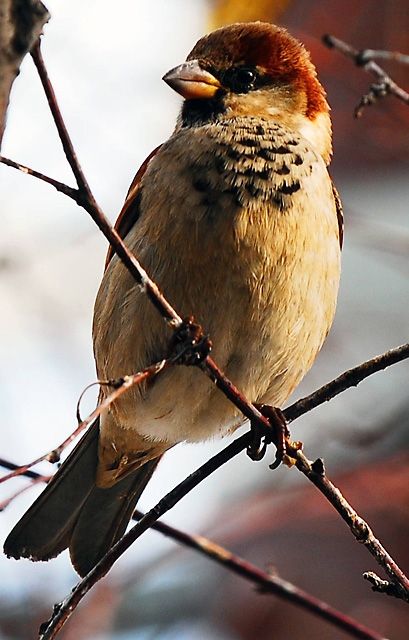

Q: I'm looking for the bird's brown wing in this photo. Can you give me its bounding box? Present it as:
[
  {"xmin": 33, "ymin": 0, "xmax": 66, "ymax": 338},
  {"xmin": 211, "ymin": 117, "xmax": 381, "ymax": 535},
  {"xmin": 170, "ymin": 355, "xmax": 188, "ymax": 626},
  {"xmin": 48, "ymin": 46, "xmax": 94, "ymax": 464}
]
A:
[
  {"xmin": 331, "ymin": 178, "xmax": 344, "ymax": 250},
  {"xmin": 105, "ymin": 144, "xmax": 163, "ymax": 268}
]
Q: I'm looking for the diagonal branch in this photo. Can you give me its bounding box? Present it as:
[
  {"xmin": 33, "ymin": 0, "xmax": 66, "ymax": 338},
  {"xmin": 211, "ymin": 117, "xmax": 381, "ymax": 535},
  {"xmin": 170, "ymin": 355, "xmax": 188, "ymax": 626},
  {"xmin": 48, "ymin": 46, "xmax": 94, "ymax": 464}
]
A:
[
  {"xmin": 0, "ymin": 359, "xmax": 169, "ymax": 483},
  {"xmin": 36, "ymin": 433, "xmax": 409, "ymax": 638},
  {"xmin": 3, "ymin": 341, "xmax": 408, "ymax": 485},
  {"xmin": 132, "ymin": 510, "xmax": 389, "ymax": 640},
  {"xmin": 0, "ymin": 460, "xmax": 388, "ymax": 640},
  {"xmin": 295, "ymin": 454, "xmax": 409, "ymax": 602},
  {"xmin": 29, "ymin": 41, "xmax": 182, "ymax": 325},
  {"xmin": 285, "ymin": 343, "xmax": 409, "ymax": 422},
  {"xmin": 30, "ymin": 40, "xmax": 94, "ymax": 195},
  {"xmin": 0, "ymin": 475, "xmax": 50, "ymax": 511},
  {"xmin": 0, "ymin": 155, "xmax": 77, "ymax": 197}
]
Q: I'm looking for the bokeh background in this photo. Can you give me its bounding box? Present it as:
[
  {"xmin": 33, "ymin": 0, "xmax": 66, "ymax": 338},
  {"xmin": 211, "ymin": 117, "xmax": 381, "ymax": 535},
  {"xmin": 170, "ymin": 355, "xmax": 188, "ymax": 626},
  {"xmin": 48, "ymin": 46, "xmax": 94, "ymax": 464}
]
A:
[{"xmin": 1, "ymin": 1, "xmax": 408, "ymax": 638}]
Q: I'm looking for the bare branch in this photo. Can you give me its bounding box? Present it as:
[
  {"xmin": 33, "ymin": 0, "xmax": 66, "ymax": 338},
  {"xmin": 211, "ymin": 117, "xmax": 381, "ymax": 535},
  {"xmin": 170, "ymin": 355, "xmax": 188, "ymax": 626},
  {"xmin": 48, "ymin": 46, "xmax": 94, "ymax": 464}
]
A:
[
  {"xmin": 28, "ymin": 41, "xmax": 183, "ymax": 326},
  {"xmin": 0, "ymin": 475, "xmax": 50, "ymax": 511},
  {"xmin": 2, "ymin": 340, "xmax": 407, "ymax": 485},
  {"xmin": 285, "ymin": 343, "xmax": 409, "ymax": 422},
  {"xmin": 0, "ymin": 457, "xmax": 45, "ymax": 479},
  {"xmin": 295, "ymin": 454, "xmax": 409, "ymax": 603},
  {"xmin": 323, "ymin": 34, "xmax": 409, "ymax": 116},
  {"xmin": 36, "ymin": 433, "xmax": 249, "ymax": 638},
  {"xmin": 0, "ymin": 360, "xmax": 169, "ymax": 483},
  {"xmin": 364, "ymin": 571, "xmax": 404, "ymax": 599},
  {"xmin": 355, "ymin": 50, "xmax": 409, "ymax": 66},
  {"xmin": 0, "ymin": 459, "xmax": 388, "ymax": 640},
  {"xmin": 0, "ymin": 155, "xmax": 78, "ymax": 197},
  {"xmin": 37, "ymin": 432, "xmax": 409, "ymax": 637},
  {"xmin": 134, "ymin": 510, "xmax": 389, "ymax": 640},
  {"xmin": 30, "ymin": 40, "xmax": 93, "ymax": 194}
]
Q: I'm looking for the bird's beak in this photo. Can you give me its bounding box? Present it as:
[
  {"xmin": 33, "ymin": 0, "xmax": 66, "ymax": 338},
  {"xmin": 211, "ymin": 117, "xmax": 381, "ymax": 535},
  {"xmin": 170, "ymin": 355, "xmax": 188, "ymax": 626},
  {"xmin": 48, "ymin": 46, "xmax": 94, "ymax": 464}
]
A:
[{"xmin": 163, "ymin": 59, "xmax": 222, "ymax": 100}]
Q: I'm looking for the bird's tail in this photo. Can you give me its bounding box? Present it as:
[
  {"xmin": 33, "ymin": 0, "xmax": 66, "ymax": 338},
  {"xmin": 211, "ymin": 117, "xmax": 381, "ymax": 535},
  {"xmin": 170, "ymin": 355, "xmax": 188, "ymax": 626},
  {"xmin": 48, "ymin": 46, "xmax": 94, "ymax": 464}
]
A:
[{"xmin": 4, "ymin": 419, "xmax": 160, "ymax": 577}]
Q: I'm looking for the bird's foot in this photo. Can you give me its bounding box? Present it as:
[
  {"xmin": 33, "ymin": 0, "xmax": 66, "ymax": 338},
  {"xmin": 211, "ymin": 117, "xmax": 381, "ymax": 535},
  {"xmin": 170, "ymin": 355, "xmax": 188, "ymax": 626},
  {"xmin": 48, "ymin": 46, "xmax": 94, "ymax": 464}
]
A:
[
  {"xmin": 247, "ymin": 404, "xmax": 293, "ymax": 469},
  {"xmin": 168, "ymin": 316, "xmax": 212, "ymax": 366}
]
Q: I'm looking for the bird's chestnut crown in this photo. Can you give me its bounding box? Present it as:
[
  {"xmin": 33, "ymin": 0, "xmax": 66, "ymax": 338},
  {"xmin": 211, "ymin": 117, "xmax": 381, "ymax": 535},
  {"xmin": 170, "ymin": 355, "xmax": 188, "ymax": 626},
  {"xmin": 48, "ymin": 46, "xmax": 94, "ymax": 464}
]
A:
[{"xmin": 163, "ymin": 22, "xmax": 328, "ymax": 120}]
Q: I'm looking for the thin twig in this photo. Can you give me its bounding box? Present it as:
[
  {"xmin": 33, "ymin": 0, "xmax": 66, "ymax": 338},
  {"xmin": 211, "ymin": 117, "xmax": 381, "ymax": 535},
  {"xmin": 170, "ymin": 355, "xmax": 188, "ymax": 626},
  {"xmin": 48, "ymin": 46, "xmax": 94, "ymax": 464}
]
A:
[
  {"xmin": 0, "ymin": 156, "xmax": 78, "ymax": 198},
  {"xmin": 132, "ymin": 510, "xmax": 389, "ymax": 640},
  {"xmin": 323, "ymin": 34, "xmax": 409, "ymax": 116},
  {"xmin": 355, "ymin": 49, "xmax": 409, "ymax": 66},
  {"xmin": 295, "ymin": 454, "xmax": 409, "ymax": 602},
  {"xmin": 0, "ymin": 460, "xmax": 388, "ymax": 640},
  {"xmin": 285, "ymin": 343, "xmax": 409, "ymax": 422},
  {"xmin": 0, "ymin": 475, "xmax": 51, "ymax": 511},
  {"xmin": 29, "ymin": 40, "xmax": 183, "ymax": 325},
  {"xmin": 3, "ymin": 340, "xmax": 408, "ymax": 486},
  {"xmin": 30, "ymin": 41, "xmax": 94, "ymax": 195},
  {"xmin": 37, "ymin": 431, "xmax": 408, "ymax": 638},
  {"xmin": 0, "ymin": 458, "xmax": 45, "ymax": 480},
  {"xmin": 0, "ymin": 360, "xmax": 169, "ymax": 483}
]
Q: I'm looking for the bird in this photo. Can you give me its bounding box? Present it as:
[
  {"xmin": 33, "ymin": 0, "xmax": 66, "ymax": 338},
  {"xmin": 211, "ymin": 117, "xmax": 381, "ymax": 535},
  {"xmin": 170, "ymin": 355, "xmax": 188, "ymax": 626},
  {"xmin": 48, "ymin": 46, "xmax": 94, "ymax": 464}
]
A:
[{"xmin": 4, "ymin": 22, "xmax": 342, "ymax": 577}]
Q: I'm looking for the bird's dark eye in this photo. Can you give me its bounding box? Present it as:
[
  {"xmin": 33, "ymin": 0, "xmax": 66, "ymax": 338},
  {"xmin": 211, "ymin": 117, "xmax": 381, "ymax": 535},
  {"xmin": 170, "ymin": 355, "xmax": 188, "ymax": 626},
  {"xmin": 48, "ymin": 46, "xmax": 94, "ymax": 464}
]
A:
[
  {"xmin": 235, "ymin": 68, "xmax": 256, "ymax": 88},
  {"xmin": 223, "ymin": 66, "xmax": 258, "ymax": 93}
]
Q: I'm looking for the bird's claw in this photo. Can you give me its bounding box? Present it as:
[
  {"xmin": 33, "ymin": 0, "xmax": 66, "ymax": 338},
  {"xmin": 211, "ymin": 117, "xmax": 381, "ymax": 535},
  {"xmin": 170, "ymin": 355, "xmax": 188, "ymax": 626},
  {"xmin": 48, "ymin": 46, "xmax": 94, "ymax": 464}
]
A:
[
  {"xmin": 247, "ymin": 431, "xmax": 269, "ymax": 461},
  {"xmin": 247, "ymin": 404, "xmax": 290, "ymax": 468}
]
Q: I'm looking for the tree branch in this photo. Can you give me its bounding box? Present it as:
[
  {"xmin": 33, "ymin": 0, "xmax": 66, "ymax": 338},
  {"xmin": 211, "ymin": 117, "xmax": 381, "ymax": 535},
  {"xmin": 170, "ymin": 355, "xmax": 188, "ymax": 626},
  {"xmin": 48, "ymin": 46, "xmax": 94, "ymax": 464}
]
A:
[
  {"xmin": 0, "ymin": 459, "xmax": 388, "ymax": 640},
  {"xmin": 36, "ymin": 429, "xmax": 409, "ymax": 638},
  {"xmin": 132, "ymin": 510, "xmax": 389, "ymax": 640},
  {"xmin": 0, "ymin": 359, "xmax": 169, "ymax": 483},
  {"xmin": 0, "ymin": 0, "xmax": 49, "ymax": 143},
  {"xmin": 285, "ymin": 343, "xmax": 409, "ymax": 422},
  {"xmin": 295, "ymin": 454, "xmax": 409, "ymax": 602},
  {"xmin": 323, "ymin": 34, "xmax": 409, "ymax": 116}
]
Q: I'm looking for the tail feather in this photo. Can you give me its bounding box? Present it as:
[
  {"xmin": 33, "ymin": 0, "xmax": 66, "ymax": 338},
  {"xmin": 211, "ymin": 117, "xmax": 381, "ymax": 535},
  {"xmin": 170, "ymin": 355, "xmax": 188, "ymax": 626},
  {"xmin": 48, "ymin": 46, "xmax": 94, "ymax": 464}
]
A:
[
  {"xmin": 4, "ymin": 419, "xmax": 100, "ymax": 561},
  {"xmin": 4, "ymin": 418, "xmax": 161, "ymax": 577},
  {"xmin": 69, "ymin": 456, "xmax": 159, "ymax": 577}
]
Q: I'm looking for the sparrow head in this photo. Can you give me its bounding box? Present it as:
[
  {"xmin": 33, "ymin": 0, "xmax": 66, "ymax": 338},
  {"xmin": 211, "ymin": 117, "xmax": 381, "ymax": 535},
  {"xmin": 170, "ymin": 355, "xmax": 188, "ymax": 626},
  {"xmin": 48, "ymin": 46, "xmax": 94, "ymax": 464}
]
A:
[{"xmin": 163, "ymin": 22, "xmax": 332, "ymax": 162}]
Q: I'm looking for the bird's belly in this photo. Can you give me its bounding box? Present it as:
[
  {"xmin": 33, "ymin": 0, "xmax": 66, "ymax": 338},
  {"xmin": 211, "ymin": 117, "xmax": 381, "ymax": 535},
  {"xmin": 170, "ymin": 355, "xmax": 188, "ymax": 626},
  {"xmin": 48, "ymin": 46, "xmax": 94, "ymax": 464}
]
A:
[{"xmin": 99, "ymin": 230, "xmax": 340, "ymax": 445}]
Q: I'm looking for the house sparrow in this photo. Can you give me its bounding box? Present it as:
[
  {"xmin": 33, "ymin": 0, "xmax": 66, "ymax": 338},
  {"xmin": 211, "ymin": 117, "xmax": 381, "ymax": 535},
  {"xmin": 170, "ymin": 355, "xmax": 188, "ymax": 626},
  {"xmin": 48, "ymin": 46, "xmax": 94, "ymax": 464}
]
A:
[{"xmin": 4, "ymin": 22, "xmax": 342, "ymax": 577}]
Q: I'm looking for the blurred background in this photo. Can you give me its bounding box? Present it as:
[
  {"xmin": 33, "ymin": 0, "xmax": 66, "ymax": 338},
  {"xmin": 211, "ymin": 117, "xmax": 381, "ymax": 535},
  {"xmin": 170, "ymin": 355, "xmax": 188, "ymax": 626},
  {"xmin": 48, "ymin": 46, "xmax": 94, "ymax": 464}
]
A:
[{"xmin": 0, "ymin": 0, "xmax": 408, "ymax": 638}]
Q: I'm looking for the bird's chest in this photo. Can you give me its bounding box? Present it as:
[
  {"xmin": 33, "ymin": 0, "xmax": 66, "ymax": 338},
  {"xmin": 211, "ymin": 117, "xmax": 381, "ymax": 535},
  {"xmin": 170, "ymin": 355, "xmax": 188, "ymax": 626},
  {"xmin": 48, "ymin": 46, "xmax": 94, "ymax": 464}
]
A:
[
  {"xmin": 137, "ymin": 122, "xmax": 335, "ymax": 329},
  {"xmin": 141, "ymin": 122, "xmax": 316, "ymax": 268}
]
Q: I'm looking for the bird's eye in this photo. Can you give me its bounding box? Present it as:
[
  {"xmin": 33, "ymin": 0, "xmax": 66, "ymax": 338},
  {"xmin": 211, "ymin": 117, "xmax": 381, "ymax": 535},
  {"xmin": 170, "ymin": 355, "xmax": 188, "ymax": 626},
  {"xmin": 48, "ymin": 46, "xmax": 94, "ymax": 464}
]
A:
[
  {"xmin": 221, "ymin": 66, "xmax": 259, "ymax": 93},
  {"xmin": 235, "ymin": 68, "xmax": 256, "ymax": 88}
]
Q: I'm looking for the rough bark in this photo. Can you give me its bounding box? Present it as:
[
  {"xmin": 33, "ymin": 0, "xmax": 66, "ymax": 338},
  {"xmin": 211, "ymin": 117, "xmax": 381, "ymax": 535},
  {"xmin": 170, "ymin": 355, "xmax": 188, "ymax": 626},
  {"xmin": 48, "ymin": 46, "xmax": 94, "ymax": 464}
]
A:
[{"xmin": 0, "ymin": 0, "xmax": 49, "ymax": 144}]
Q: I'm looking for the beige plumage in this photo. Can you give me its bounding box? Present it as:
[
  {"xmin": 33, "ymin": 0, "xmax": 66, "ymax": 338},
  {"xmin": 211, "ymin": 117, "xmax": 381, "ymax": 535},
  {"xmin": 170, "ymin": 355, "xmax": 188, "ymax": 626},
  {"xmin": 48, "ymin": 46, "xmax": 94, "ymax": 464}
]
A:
[{"xmin": 4, "ymin": 22, "xmax": 342, "ymax": 577}]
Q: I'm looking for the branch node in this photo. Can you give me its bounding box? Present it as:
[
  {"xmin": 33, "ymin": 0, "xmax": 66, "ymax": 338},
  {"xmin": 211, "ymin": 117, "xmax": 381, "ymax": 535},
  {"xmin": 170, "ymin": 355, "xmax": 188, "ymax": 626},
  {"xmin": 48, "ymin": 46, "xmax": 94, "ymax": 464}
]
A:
[
  {"xmin": 363, "ymin": 571, "xmax": 406, "ymax": 599},
  {"xmin": 39, "ymin": 601, "xmax": 63, "ymax": 636},
  {"xmin": 351, "ymin": 517, "xmax": 371, "ymax": 543},
  {"xmin": 355, "ymin": 49, "xmax": 369, "ymax": 66},
  {"xmin": 110, "ymin": 377, "xmax": 126, "ymax": 389},
  {"xmin": 45, "ymin": 450, "xmax": 60, "ymax": 464},
  {"xmin": 167, "ymin": 315, "xmax": 212, "ymax": 366},
  {"xmin": 311, "ymin": 457, "xmax": 326, "ymax": 475}
]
